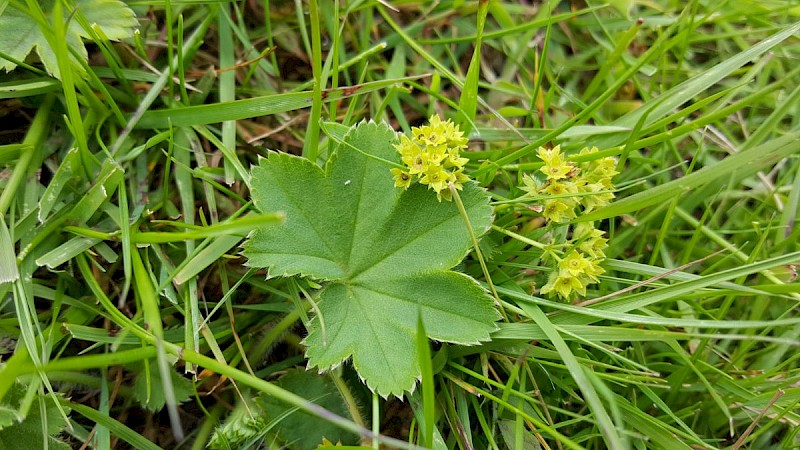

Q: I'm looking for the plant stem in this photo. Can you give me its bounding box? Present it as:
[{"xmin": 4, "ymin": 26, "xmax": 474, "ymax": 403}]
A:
[
  {"xmin": 450, "ymin": 183, "xmax": 507, "ymax": 320},
  {"xmin": 303, "ymin": 0, "xmax": 323, "ymax": 161}
]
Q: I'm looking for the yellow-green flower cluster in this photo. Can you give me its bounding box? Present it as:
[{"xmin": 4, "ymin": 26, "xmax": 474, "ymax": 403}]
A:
[
  {"xmin": 540, "ymin": 224, "xmax": 608, "ymax": 299},
  {"xmin": 521, "ymin": 145, "xmax": 618, "ymax": 300},
  {"xmin": 576, "ymin": 147, "xmax": 617, "ymax": 212},
  {"xmin": 391, "ymin": 115, "xmax": 470, "ymax": 201},
  {"xmin": 522, "ymin": 145, "xmax": 618, "ymax": 222}
]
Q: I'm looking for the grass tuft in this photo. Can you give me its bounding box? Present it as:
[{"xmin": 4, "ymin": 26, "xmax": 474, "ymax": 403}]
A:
[{"xmin": 0, "ymin": 2, "xmax": 798, "ymax": 449}]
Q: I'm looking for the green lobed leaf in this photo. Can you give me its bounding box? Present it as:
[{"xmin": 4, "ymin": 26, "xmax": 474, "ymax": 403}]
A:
[
  {"xmin": 0, "ymin": 0, "xmax": 137, "ymax": 78},
  {"xmin": 208, "ymin": 400, "xmax": 268, "ymax": 450},
  {"xmin": 243, "ymin": 121, "xmax": 499, "ymax": 396},
  {"xmin": 498, "ymin": 419, "xmax": 542, "ymax": 450},
  {"xmin": 258, "ymin": 369, "xmax": 359, "ymax": 448},
  {"xmin": 0, "ymin": 384, "xmax": 71, "ymax": 450},
  {"xmin": 132, "ymin": 360, "xmax": 194, "ymax": 412}
]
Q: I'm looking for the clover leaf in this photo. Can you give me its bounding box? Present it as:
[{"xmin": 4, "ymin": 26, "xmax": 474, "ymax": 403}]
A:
[
  {"xmin": 243, "ymin": 121, "xmax": 499, "ymax": 396},
  {"xmin": 0, "ymin": 0, "xmax": 137, "ymax": 78}
]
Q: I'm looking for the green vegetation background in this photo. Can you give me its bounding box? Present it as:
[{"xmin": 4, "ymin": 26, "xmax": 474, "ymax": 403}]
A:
[{"xmin": 0, "ymin": 1, "xmax": 798, "ymax": 449}]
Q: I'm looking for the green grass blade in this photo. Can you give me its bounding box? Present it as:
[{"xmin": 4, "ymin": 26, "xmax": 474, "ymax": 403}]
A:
[
  {"xmin": 131, "ymin": 248, "xmax": 184, "ymax": 440},
  {"xmin": 455, "ymin": 0, "xmax": 489, "ymax": 135},
  {"xmin": 592, "ymin": 20, "xmax": 800, "ymax": 150},
  {"xmin": 0, "ymin": 216, "xmax": 18, "ymax": 283},
  {"xmin": 131, "ymin": 213, "xmax": 283, "ymax": 243},
  {"xmin": 218, "ymin": 6, "xmax": 236, "ymax": 185},
  {"xmin": 302, "ymin": 0, "xmax": 323, "ymax": 161},
  {"xmin": 0, "ymin": 76, "xmax": 60, "ymax": 98},
  {"xmin": 173, "ymin": 235, "xmax": 242, "ymax": 285},
  {"xmin": 517, "ymin": 303, "xmax": 628, "ymax": 450},
  {"xmin": 65, "ymin": 401, "xmax": 163, "ymax": 450},
  {"xmin": 578, "ymin": 132, "xmax": 800, "ymax": 222},
  {"xmin": 416, "ymin": 313, "xmax": 435, "ymax": 448},
  {"xmin": 135, "ymin": 76, "xmax": 422, "ymax": 129}
]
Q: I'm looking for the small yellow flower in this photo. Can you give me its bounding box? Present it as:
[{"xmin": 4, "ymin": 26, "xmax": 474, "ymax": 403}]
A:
[
  {"xmin": 544, "ymin": 179, "xmax": 581, "ymax": 197},
  {"xmin": 448, "ymin": 168, "xmax": 470, "ymax": 187},
  {"xmin": 574, "ymin": 223, "xmax": 609, "ymax": 259},
  {"xmin": 405, "ymin": 151, "xmax": 430, "ymax": 175},
  {"xmin": 395, "ymin": 134, "xmax": 419, "ymax": 159},
  {"xmin": 540, "ymin": 162, "xmax": 573, "ymax": 181},
  {"xmin": 426, "ymin": 144, "xmax": 449, "ymax": 166},
  {"xmin": 420, "ymin": 166, "xmax": 449, "ymax": 193},
  {"xmin": 391, "ymin": 168, "xmax": 412, "ymax": 189},
  {"xmin": 536, "ymin": 145, "xmax": 565, "ymax": 166},
  {"xmin": 542, "ymin": 199, "xmax": 577, "ymax": 223},
  {"xmin": 444, "ymin": 149, "xmax": 469, "ymax": 169},
  {"xmin": 559, "ymin": 251, "xmax": 591, "ymax": 277},
  {"xmin": 583, "ymin": 259, "xmax": 605, "ymax": 282},
  {"xmin": 540, "ymin": 270, "xmax": 588, "ymax": 299},
  {"xmin": 413, "ymin": 117, "xmax": 447, "ymax": 148},
  {"xmin": 537, "ymin": 145, "xmax": 575, "ymax": 181}
]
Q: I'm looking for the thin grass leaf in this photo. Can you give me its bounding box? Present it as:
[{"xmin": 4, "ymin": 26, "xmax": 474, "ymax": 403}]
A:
[
  {"xmin": 132, "ymin": 213, "xmax": 283, "ymax": 243},
  {"xmin": 0, "ymin": 216, "xmax": 18, "ymax": 283},
  {"xmin": 172, "ymin": 235, "xmax": 242, "ymax": 285},
  {"xmin": 65, "ymin": 401, "xmax": 162, "ymax": 450},
  {"xmin": 591, "ymin": 20, "xmax": 800, "ymax": 150},
  {"xmin": 135, "ymin": 76, "xmax": 424, "ymax": 129},
  {"xmin": 34, "ymin": 237, "xmax": 101, "ymax": 269},
  {"xmin": 0, "ymin": 77, "xmax": 60, "ymax": 99},
  {"xmin": 578, "ymin": 132, "xmax": 800, "ymax": 222},
  {"xmin": 517, "ymin": 303, "xmax": 628, "ymax": 450},
  {"xmin": 217, "ymin": 6, "xmax": 236, "ymax": 185},
  {"xmin": 130, "ymin": 248, "xmax": 183, "ymax": 440},
  {"xmin": 416, "ymin": 313, "xmax": 435, "ymax": 448},
  {"xmin": 38, "ymin": 148, "xmax": 80, "ymax": 221},
  {"xmin": 455, "ymin": 0, "xmax": 488, "ymax": 135}
]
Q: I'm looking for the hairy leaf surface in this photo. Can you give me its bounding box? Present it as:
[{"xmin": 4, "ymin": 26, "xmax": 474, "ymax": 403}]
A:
[{"xmin": 0, "ymin": 384, "xmax": 70, "ymax": 450}]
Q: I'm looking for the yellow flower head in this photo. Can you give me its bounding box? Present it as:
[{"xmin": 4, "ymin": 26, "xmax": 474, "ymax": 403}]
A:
[
  {"xmin": 391, "ymin": 114, "xmax": 471, "ymax": 201},
  {"xmin": 537, "ymin": 146, "xmax": 574, "ymax": 181},
  {"xmin": 526, "ymin": 146, "xmax": 618, "ymax": 302},
  {"xmin": 540, "ymin": 270, "xmax": 588, "ymax": 299},
  {"xmin": 391, "ymin": 168, "xmax": 412, "ymax": 189},
  {"xmin": 542, "ymin": 199, "xmax": 577, "ymax": 223},
  {"xmin": 559, "ymin": 251, "xmax": 591, "ymax": 277},
  {"xmin": 419, "ymin": 166, "xmax": 450, "ymax": 193},
  {"xmin": 536, "ymin": 145, "xmax": 564, "ymax": 166}
]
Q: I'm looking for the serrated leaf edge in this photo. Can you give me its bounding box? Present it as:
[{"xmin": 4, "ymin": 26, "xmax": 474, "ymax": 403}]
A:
[{"xmin": 246, "ymin": 120, "xmax": 498, "ymax": 397}]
